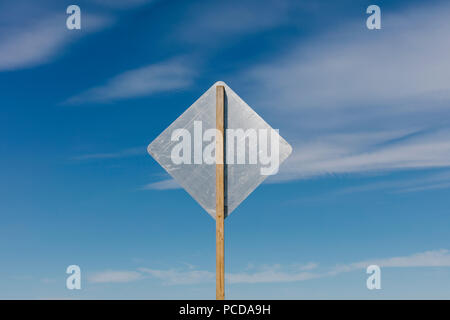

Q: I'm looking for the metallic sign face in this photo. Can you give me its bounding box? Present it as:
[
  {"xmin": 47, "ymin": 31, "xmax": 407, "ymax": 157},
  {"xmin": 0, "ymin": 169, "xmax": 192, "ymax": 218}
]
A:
[{"xmin": 148, "ymin": 81, "xmax": 292, "ymax": 219}]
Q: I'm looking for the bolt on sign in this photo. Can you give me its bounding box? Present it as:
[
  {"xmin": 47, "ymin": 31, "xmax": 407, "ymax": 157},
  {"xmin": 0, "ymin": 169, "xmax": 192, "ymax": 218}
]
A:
[{"xmin": 147, "ymin": 81, "xmax": 292, "ymax": 299}]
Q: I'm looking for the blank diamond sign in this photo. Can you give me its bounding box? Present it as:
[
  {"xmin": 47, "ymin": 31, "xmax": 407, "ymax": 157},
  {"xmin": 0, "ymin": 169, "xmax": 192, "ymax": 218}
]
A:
[{"xmin": 147, "ymin": 81, "xmax": 292, "ymax": 299}]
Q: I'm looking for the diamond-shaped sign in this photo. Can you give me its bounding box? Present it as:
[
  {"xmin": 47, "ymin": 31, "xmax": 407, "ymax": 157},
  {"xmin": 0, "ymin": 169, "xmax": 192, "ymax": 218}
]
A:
[{"xmin": 147, "ymin": 81, "xmax": 292, "ymax": 219}]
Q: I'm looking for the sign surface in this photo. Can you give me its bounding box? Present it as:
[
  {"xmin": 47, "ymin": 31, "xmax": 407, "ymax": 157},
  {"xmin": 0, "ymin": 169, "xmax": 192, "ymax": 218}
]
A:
[{"xmin": 147, "ymin": 81, "xmax": 292, "ymax": 219}]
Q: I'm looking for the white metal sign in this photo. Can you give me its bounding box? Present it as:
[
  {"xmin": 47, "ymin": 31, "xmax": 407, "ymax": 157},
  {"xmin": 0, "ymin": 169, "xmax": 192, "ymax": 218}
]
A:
[{"xmin": 147, "ymin": 81, "xmax": 292, "ymax": 219}]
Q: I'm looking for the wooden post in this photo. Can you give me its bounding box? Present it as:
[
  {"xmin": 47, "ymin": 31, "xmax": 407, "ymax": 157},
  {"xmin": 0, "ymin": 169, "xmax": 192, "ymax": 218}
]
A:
[{"xmin": 216, "ymin": 85, "xmax": 225, "ymax": 300}]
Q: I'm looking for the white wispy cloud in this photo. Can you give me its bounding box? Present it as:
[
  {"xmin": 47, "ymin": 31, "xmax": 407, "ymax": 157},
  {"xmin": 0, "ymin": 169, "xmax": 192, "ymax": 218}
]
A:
[
  {"xmin": 246, "ymin": 2, "xmax": 450, "ymax": 111},
  {"xmin": 141, "ymin": 178, "xmax": 181, "ymax": 190},
  {"xmin": 241, "ymin": 2, "xmax": 450, "ymax": 182},
  {"xmin": 273, "ymin": 129, "xmax": 450, "ymax": 182},
  {"xmin": 89, "ymin": 249, "xmax": 450, "ymax": 285},
  {"xmin": 139, "ymin": 268, "xmax": 215, "ymax": 285},
  {"xmin": 358, "ymin": 249, "xmax": 450, "ymax": 268},
  {"xmin": 332, "ymin": 249, "xmax": 450, "ymax": 275},
  {"xmin": 400, "ymin": 182, "xmax": 450, "ymax": 193},
  {"xmin": 139, "ymin": 262, "xmax": 322, "ymax": 285},
  {"xmin": 177, "ymin": 0, "xmax": 292, "ymax": 44},
  {"xmin": 226, "ymin": 268, "xmax": 320, "ymax": 284},
  {"xmin": 89, "ymin": 270, "xmax": 142, "ymax": 283},
  {"xmin": 72, "ymin": 146, "xmax": 145, "ymax": 161},
  {"xmin": 66, "ymin": 58, "xmax": 194, "ymax": 104},
  {"xmin": 338, "ymin": 170, "xmax": 450, "ymax": 194},
  {"xmin": 0, "ymin": 4, "xmax": 111, "ymax": 71},
  {"xmin": 92, "ymin": 0, "xmax": 156, "ymax": 9}
]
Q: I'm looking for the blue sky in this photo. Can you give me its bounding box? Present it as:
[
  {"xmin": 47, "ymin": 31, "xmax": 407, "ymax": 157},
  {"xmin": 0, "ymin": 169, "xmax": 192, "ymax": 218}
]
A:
[{"xmin": 1, "ymin": 0, "xmax": 450, "ymax": 299}]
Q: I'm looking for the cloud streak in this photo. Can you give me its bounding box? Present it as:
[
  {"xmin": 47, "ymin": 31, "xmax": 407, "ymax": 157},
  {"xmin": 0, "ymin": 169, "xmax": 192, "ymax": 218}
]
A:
[
  {"xmin": 89, "ymin": 249, "xmax": 450, "ymax": 285},
  {"xmin": 274, "ymin": 129, "xmax": 450, "ymax": 182},
  {"xmin": 177, "ymin": 0, "xmax": 292, "ymax": 44},
  {"xmin": 338, "ymin": 170, "xmax": 450, "ymax": 195},
  {"xmin": 72, "ymin": 146, "xmax": 145, "ymax": 161},
  {"xmin": 332, "ymin": 249, "xmax": 450, "ymax": 275},
  {"xmin": 139, "ymin": 268, "xmax": 215, "ymax": 285},
  {"xmin": 0, "ymin": 4, "xmax": 111, "ymax": 71},
  {"xmin": 141, "ymin": 178, "xmax": 181, "ymax": 190},
  {"xmin": 246, "ymin": 2, "xmax": 450, "ymax": 111},
  {"xmin": 242, "ymin": 2, "xmax": 450, "ymax": 183},
  {"xmin": 66, "ymin": 58, "xmax": 194, "ymax": 104},
  {"xmin": 89, "ymin": 270, "xmax": 142, "ymax": 283},
  {"xmin": 92, "ymin": 0, "xmax": 156, "ymax": 9}
]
